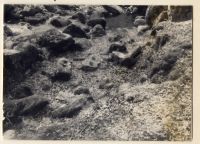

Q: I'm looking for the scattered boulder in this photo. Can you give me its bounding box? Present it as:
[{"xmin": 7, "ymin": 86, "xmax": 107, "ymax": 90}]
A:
[
  {"xmin": 108, "ymin": 42, "xmax": 127, "ymax": 53},
  {"xmin": 50, "ymin": 16, "xmax": 71, "ymax": 28},
  {"xmin": 134, "ymin": 18, "xmax": 146, "ymax": 27},
  {"xmin": 109, "ymin": 46, "xmax": 142, "ymax": 67},
  {"xmin": 63, "ymin": 23, "xmax": 88, "ymax": 38},
  {"xmin": 38, "ymin": 29, "xmax": 75, "ymax": 54},
  {"xmin": 20, "ymin": 5, "xmax": 43, "ymax": 17},
  {"xmin": 50, "ymin": 58, "xmax": 72, "ymax": 82},
  {"xmin": 4, "ymin": 95, "xmax": 49, "ymax": 117},
  {"xmin": 74, "ymin": 86, "xmax": 90, "ymax": 95},
  {"xmin": 52, "ymin": 96, "xmax": 94, "ymax": 118},
  {"xmin": 91, "ymin": 24, "xmax": 106, "ymax": 37},
  {"xmin": 81, "ymin": 56, "xmax": 100, "ymax": 71},
  {"xmin": 103, "ymin": 5, "xmax": 124, "ymax": 16},
  {"xmin": 87, "ymin": 18, "xmax": 106, "ymax": 29},
  {"xmin": 71, "ymin": 12, "xmax": 86, "ymax": 24},
  {"xmin": 24, "ymin": 13, "xmax": 49, "ymax": 25}
]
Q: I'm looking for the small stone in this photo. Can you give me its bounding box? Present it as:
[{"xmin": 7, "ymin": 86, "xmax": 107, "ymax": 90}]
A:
[
  {"xmin": 74, "ymin": 86, "xmax": 90, "ymax": 95},
  {"xmin": 108, "ymin": 42, "xmax": 127, "ymax": 53}
]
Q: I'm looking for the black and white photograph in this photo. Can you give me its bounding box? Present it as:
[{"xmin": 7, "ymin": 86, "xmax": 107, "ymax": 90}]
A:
[{"xmin": 2, "ymin": 3, "xmax": 193, "ymax": 141}]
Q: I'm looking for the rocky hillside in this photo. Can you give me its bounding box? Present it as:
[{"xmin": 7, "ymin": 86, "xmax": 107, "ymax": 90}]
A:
[{"xmin": 3, "ymin": 5, "xmax": 192, "ymax": 140}]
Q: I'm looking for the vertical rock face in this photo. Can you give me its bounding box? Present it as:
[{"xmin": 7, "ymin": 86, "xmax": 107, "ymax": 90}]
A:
[{"xmin": 170, "ymin": 6, "xmax": 192, "ymax": 22}]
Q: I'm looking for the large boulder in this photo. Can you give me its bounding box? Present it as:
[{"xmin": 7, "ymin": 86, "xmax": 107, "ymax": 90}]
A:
[
  {"xmin": 50, "ymin": 16, "xmax": 71, "ymax": 28},
  {"xmin": 63, "ymin": 23, "xmax": 88, "ymax": 38},
  {"xmin": 38, "ymin": 29, "xmax": 75, "ymax": 54}
]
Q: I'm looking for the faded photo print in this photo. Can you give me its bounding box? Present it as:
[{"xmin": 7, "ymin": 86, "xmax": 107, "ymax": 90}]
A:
[{"xmin": 3, "ymin": 5, "xmax": 192, "ymax": 140}]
